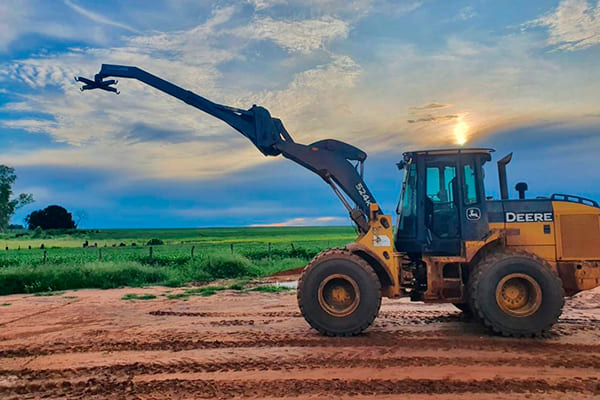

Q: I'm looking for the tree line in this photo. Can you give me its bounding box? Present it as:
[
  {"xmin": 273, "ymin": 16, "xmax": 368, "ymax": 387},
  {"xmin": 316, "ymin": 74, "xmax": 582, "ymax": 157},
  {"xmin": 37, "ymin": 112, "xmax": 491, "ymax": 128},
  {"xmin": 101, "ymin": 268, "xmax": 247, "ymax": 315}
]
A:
[{"xmin": 0, "ymin": 165, "xmax": 76, "ymax": 231}]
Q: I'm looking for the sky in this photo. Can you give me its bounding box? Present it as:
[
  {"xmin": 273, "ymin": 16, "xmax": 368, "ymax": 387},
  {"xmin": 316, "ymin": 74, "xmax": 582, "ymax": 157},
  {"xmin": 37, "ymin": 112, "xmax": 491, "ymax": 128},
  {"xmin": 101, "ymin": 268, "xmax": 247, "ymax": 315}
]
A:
[{"xmin": 0, "ymin": 0, "xmax": 599, "ymax": 228}]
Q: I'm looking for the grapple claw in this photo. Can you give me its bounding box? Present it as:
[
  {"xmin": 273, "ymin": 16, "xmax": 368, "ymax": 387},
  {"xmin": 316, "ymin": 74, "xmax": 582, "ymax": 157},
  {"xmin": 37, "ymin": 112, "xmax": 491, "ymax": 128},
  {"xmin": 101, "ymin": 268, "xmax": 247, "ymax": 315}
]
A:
[{"xmin": 76, "ymin": 75, "xmax": 119, "ymax": 94}]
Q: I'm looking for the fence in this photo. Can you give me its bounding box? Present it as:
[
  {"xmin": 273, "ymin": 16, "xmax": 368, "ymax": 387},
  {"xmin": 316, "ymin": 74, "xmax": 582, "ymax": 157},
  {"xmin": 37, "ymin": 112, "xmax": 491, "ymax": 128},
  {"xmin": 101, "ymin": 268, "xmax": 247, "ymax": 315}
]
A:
[{"xmin": 0, "ymin": 239, "xmax": 345, "ymax": 266}]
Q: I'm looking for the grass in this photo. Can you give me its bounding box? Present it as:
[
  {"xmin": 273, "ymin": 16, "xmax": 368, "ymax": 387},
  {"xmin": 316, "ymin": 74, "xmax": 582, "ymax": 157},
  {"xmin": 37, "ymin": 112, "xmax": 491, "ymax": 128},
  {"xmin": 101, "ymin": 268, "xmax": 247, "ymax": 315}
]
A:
[
  {"xmin": 0, "ymin": 226, "xmax": 355, "ymax": 296},
  {"xmin": 0, "ymin": 257, "xmax": 305, "ymax": 296},
  {"xmin": 122, "ymin": 293, "xmax": 157, "ymax": 301},
  {"xmin": 0, "ymin": 226, "xmax": 354, "ymax": 249},
  {"xmin": 248, "ymin": 285, "xmax": 294, "ymax": 293},
  {"xmin": 166, "ymin": 280, "xmax": 249, "ymax": 300},
  {"xmin": 33, "ymin": 291, "xmax": 66, "ymax": 297}
]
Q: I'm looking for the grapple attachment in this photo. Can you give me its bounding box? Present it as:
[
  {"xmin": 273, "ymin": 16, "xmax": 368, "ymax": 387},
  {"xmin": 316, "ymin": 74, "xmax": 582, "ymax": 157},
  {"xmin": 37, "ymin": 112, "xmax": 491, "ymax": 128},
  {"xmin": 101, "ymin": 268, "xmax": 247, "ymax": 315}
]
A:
[{"xmin": 75, "ymin": 75, "xmax": 119, "ymax": 94}]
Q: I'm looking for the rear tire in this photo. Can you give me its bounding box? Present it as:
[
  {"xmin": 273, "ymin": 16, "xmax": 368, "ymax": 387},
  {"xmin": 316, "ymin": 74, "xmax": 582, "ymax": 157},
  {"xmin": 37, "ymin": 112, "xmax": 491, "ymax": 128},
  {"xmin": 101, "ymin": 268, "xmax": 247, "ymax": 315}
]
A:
[
  {"xmin": 297, "ymin": 249, "xmax": 381, "ymax": 336},
  {"xmin": 468, "ymin": 250, "xmax": 564, "ymax": 337}
]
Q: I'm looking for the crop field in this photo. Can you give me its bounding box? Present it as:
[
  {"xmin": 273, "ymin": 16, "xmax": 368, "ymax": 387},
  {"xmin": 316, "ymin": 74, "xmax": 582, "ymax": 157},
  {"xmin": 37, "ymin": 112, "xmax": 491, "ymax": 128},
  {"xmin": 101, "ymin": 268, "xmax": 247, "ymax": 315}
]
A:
[{"xmin": 0, "ymin": 226, "xmax": 356, "ymax": 295}]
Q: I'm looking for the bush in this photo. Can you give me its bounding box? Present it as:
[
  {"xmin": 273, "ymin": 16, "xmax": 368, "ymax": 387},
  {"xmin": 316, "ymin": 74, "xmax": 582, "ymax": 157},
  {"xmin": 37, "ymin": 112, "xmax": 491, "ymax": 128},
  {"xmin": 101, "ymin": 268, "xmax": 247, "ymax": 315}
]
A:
[
  {"xmin": 200, "ymin": 254, "xmax": 256, "ymax": 279},
  {"xmin": 31, "ymin": 226, "xmax": 45, "ymax": 238},
  {"xmin": 242, "ymin": 246, "xmax": 319, "ymax": 260},
  {"xmin": 0, "ymin": 262, "xmax": 178, "ymax": 295},
  {"xmin": 146, "ymin": 238, "xmax": 164, "ymax": 246}
]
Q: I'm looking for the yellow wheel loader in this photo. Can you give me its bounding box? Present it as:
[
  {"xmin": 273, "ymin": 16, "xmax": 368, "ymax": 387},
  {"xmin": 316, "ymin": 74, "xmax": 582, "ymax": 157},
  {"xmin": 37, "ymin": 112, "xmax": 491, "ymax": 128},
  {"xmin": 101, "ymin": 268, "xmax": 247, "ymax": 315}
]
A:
[{"xmin": 78, "ymin": 65, "xmax": 600, "ymax": 337}]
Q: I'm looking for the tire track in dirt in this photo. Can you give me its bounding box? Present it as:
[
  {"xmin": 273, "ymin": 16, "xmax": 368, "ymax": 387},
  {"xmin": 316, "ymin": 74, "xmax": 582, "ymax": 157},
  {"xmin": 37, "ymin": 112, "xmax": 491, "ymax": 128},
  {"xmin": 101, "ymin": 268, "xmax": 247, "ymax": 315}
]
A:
[
  {"xmin": 148, "ymin": 309, "xmax": 600, "ymax": 327},
  {"xmin": 2, "ymin": 332, "xmax": 600, "ymax": 358},
  {"xmin": 4, "ymin": 353, "xmax": 599, "ymax": 381},
  {"xmin": 149, "ymin": 310, "xmax": 301, "ymax": 318},
  {"xmin": 3, "ymin": 377, "xmax": 598, "ymax": 399},
  {"xmin": 2, "ymin": 288, "xmax": 599, "ymax": 400},
  {"xmin": 148, "ymin": 309, "xmax": 467, "ymax": 322},
  {"xmin": 0, "ymin": 300, "xmax": 80, "ymax": 327}
]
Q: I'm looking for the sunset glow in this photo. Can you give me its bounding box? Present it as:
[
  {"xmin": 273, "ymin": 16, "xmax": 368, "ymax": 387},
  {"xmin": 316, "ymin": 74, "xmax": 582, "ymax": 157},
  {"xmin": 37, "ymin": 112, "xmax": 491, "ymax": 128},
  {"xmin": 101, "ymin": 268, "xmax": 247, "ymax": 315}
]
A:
[{"xmin": 453, "ymin": 121, "xmax": 469, "ymax": 146}]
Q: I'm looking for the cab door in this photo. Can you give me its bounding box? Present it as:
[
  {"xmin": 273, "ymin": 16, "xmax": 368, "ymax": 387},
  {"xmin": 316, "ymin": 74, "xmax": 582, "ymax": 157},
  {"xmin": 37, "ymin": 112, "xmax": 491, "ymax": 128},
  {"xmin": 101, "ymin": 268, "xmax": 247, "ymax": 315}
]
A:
[
  {"xmin": 458, "ymin": 155, "xmax": 489, "ymax": 242},
  {"xmin": 423, "ymin": 160, "xmax": 461, "ymax": 255}
]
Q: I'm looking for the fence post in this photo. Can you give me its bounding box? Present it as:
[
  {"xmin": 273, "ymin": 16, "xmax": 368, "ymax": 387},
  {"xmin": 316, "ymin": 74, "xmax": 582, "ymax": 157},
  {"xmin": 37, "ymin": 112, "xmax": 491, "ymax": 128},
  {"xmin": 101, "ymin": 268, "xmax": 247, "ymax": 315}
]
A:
[
  {"xmin": 230, "ymin": 243, "xmax": 234, "ymax": 254},
  {"xmin": 43, "ymin": 250, "xmax": 47, "ymax": 263},
  {"xmin": 98, "ymin": 248, "xmax": 102, "ymax": 261},
  {"xmin": 268, "ymin": 242, "xmax": 272, "ymax": 260},
  {"xmin": 191, "ymin": 245, "xmax": 195, "ymax": 259},
  {"xmin": 149, "ymin": 246, "xmax": 153, "ymax": 260},
  {"xmin": 290, "ymin": 242, "xmax": 295, "ymax": 251}
]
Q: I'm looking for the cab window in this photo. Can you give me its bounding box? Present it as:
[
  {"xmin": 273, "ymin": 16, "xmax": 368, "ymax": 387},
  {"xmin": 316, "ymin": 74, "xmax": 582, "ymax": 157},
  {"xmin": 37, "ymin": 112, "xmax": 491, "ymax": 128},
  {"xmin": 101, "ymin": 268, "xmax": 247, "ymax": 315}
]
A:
[
  {"xmin": 426, "ymin": 166, "xmax": 456, "ymax": 203},
  {"xmin": 463, "ymin": 163, "xmax": 479, "ymax": 205},
  {"xmin": 397, "ymin": 163, "xmax": 417, "ymax": 238}
]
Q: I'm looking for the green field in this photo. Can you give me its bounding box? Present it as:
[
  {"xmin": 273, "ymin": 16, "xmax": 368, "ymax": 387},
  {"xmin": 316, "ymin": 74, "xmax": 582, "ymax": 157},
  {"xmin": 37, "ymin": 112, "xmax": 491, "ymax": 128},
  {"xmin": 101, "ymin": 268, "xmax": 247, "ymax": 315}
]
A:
[{"xmin": 0, "ymin": 226, "xmax": 356, "ymax": 296}]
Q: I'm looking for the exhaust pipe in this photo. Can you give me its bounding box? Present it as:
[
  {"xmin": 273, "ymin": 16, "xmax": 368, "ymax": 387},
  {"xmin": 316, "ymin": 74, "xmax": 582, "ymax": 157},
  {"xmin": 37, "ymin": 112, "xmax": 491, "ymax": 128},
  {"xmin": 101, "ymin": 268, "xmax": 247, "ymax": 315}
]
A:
[{"xmin": 497, "ymin": 153, "xmax": 513, "ymax": 200}]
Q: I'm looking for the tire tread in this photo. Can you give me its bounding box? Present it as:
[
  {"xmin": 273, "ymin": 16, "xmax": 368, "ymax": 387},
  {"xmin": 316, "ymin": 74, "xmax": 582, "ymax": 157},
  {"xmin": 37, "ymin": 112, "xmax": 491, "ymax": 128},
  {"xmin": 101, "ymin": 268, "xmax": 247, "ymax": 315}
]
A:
[
  {"xmin": 297, "ymin": 248, "xmax": 381, "ymax": 337},
  {"xmin": 468, "ymin": 248, "xmax": 564, "ymax": 337}
]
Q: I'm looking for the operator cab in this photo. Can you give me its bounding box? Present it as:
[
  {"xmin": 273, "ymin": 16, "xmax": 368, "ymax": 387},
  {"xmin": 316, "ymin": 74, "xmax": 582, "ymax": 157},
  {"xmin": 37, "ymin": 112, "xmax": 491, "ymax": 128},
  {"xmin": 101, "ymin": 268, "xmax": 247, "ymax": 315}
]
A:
[{"xmin": 395, "ymin": 148, "xmax": 493, "ymax": 256}]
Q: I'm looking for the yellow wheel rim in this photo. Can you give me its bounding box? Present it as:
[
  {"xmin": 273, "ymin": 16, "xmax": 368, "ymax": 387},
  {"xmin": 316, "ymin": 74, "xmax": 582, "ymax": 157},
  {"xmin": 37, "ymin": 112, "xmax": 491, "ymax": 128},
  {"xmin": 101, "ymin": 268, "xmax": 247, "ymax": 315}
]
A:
[
  {"xmin": 318, "ymin": 274, "xmax": 360, "ymax": 317},
  {"xmin": 495, "ymin": 273, "xmax": 542, "ymax": 317}
]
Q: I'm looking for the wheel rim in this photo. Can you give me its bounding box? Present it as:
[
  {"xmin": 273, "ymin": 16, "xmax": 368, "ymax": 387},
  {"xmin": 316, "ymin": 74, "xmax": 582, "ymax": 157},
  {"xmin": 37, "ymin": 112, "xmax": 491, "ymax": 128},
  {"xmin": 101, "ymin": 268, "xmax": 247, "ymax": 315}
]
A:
[
  {"xmin": 317, "ymin": 274, "xmax": 360, "ymax": 317},
  {"xmin": 495, "ymin": 273, "xmax": 542, "ymax": 317}
]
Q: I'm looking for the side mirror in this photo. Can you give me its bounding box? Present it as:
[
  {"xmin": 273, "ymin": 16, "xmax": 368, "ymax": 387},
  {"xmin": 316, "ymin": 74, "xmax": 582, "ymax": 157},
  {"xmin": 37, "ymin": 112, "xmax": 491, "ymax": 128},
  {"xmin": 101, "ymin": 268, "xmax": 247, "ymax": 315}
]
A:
[{"xmin": 396, "ymin": 161, "xmax": 405, "ymax": 170}]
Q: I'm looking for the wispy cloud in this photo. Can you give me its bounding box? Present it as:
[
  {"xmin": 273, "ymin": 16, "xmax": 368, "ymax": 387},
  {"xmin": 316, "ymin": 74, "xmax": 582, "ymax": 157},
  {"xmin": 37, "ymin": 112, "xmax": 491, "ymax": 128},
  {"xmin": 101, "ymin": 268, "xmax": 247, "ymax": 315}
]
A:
[
  {"xmin": 0, "ymin": 0, "xmax": 144, "ymax": 52},
  {"xmin": 457, "ymin": 6, "xmax": 477, "ymax": 21},
  {"xmin": 63, "ymin": 0, "xmax": 140, "ymax": 34},
  {"xmin": 527, "ymin": 0, "xmax": 600, "ymax": 51},
  {"xmin": 407, "ymin": 115, "xmax": 459, "ymax": 124},
  {"xmin": 409, "ymin": 103, "xmax": 451, "ymax": 111},
  {"xmin": 231, "ymin": 16, "xmax": 349, "ymax": 54},
  {"xmin": 0, "ymin": 1, "xmax": 29, "ymax": 51},
  {"xmin": 247, "ymin": 0, "xmax": 286, "ymax": 11}
]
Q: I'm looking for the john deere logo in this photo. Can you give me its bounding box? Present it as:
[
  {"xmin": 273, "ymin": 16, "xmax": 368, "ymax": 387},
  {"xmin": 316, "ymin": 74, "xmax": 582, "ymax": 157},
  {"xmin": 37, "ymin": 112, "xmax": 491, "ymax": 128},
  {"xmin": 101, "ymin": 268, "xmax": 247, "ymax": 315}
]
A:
[
  {"xmin": 466, "ymin": 207, "xmax": 481, "ymax": 221},
  {"xmin": 505, "ymin": 212, "xmax": 553, "ymax": 223}
]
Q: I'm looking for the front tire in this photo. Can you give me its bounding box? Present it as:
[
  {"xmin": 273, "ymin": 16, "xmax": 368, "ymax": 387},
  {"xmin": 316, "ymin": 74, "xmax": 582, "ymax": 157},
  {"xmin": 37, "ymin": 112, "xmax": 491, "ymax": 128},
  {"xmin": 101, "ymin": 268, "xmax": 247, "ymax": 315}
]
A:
[
  {"xmin": 297, "ymin": 249, "xmax": 381, "ymax": 336},
  {"xmin": 468, "ymin": 250, "xmax": 564, "ymax": 337}
]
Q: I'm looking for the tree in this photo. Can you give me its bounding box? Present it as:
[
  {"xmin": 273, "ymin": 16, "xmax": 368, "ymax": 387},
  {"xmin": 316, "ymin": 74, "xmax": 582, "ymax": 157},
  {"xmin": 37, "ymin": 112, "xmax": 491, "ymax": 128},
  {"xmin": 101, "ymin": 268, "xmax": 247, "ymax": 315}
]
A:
[
  {"xmin": 26, "ymin": 205, "xmax": 76, "ymax": 230},
  {"xmin": 0, "ymin": 165, "xmax": 34, "ymax": 232},
  {"xmin": 74, "ymin": 209, "xmax": 88, "ymax": 227}
]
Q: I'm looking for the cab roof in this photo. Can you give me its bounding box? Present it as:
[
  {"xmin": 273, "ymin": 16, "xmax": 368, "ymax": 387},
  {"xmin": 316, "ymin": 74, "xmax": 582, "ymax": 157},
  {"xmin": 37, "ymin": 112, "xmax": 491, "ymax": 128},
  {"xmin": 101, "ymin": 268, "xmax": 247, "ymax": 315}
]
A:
[{"xmin": 403, "ymin": 148, "xmax": 495, "ymax": 157}]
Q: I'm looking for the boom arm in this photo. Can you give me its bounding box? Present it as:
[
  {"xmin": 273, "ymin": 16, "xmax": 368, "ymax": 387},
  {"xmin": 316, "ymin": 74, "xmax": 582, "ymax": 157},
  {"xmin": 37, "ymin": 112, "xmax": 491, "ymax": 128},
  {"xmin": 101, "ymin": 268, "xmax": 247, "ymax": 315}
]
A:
[{"xmin": 76, "ymin": 64, "xmax": 378, "ymax": 232}]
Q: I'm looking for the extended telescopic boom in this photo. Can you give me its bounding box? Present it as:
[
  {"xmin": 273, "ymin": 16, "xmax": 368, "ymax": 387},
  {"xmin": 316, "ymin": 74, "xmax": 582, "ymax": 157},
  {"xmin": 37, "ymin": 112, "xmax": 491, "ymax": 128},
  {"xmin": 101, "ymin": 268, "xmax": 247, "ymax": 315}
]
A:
[{"xmin": 76, "ymin": 64, "xmax": 378, "ymax": 232}]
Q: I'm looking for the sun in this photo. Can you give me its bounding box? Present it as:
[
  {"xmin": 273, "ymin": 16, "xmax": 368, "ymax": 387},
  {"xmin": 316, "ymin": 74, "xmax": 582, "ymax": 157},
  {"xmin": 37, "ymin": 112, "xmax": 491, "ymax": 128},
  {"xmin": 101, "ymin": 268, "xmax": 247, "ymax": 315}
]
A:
[{"xmin": 453, "ymin": 120, "xmax": 469, "ymax": 146}]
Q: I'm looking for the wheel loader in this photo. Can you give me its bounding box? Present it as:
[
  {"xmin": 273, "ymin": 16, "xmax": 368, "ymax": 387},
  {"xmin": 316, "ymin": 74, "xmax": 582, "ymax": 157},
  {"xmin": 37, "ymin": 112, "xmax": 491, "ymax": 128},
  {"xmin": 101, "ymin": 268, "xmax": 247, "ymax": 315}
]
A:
[{"xmin": 77, "ymin": 65, "xmax": 600, "ymax": 337}]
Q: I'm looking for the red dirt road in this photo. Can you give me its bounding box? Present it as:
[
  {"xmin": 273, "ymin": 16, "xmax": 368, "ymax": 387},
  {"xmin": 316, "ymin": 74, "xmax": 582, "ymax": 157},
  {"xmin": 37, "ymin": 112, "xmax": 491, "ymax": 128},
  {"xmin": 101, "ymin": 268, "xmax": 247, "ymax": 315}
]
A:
[{"xmin": 1, "ymin": 282, "xmax": 599, "ymax": 399}]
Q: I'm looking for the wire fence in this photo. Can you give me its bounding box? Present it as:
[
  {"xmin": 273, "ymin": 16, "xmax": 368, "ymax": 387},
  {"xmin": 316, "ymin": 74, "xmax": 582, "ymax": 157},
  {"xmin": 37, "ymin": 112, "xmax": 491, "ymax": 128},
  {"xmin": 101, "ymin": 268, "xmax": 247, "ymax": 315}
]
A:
[{"xmin": 0, "ymin": 239, "xmax": 351, "ymax": 267}]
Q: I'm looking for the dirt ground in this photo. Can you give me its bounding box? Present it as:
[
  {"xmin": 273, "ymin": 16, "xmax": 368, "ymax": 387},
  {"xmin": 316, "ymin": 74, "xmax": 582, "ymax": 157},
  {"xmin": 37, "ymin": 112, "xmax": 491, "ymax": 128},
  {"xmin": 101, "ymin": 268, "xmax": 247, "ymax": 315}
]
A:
[{"xmin": 0, "ymin": 277, "xmax": 599, "ymax": 399}]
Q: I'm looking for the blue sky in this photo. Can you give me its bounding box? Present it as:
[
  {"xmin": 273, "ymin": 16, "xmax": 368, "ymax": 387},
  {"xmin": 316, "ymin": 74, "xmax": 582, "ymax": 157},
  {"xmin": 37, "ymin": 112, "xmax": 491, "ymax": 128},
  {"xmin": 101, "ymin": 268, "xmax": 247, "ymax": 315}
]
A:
[{"xmin": 0, "ymin": 0, "xmax": 599, "ymax": 228}]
